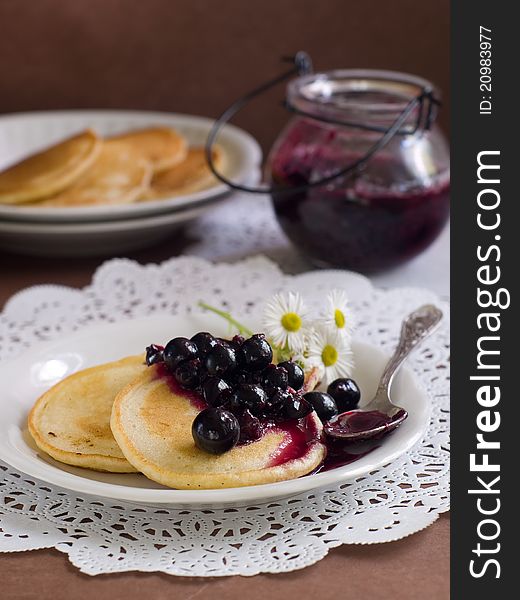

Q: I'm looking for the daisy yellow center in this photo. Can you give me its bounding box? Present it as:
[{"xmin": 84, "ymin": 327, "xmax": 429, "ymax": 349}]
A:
[
  {"xmin": 334, "ymin": 309, "xmax": 346, "ymax": 329},
  {"xmin": 281, "ymin": 312, "xmax": 302, "ymax": 332},
  {"xmin": 321, "ymin": 344, "xmax": 338, "ymax": 367}
]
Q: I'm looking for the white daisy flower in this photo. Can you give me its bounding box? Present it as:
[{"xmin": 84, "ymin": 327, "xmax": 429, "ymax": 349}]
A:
[
  {"xmin": 262, "ymin": 292, "xmax": 310, "ymax": 353},
  {"xmin": 307, "ymin": 325, "xmax": 354, "ymax": 385},
  {"xmin": 323, "ymin": 289, "xmax": 355, "ymax": 337}
]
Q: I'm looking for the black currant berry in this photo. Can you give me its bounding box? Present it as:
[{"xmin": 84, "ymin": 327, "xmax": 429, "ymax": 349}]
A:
[
  {"xmin": 327, "ymin": 378, "xmax": 361, "ymax": 412},
  {"xmin": 174, "ymin": 358, "xmax": 202, "ymax": 389},
  {"xmin": 280, "ymin": 394, "xmax": 313, "ymax": 420},
  {"xmin": 263, "ymin": 364, "xmax": 289, "ymax": 395},
  {"xmin": 192, "ymin": 408, "xmax": 240, "ymax": 454},
  {"xmin": 202, "ymin": 376, "xmax": 232, "ymax": 407},
  {"xmin": 266, "ymin": 388, "xmax": 293, "ymax": 418},
  {"xmin": 230, "ymin": 335, "xmax": 245, "ymax": 351},
  {"xmin": 303, "ymin": 391, "xmax": 338, "ymax": 421},
  {"xmin": 145, "ymin": 344, "xmax": 164, "ymax": 366},
  {"xmin": 164, "ymin": 337, "xmax": 198, "ymax": 370},
  {"xmin": 190, "ymin": 332, "xmax": 218, "ymax": 357},
  {"xmin": 204, "ymin": 344, "xmax": 237, "ymax": 377},
  {"xmin": 278, "ymin": 361, "xmax": 305, "ymax": 391},
  {"xmin": 237, "ymin": 334, "xmax": 273, "ymax": 371},
  {"xmin": 238, "ymin": 409, "xmax": 263, "ymax": 443},
  {"xmin": 229, "ymin": 384, "xmax": 267, "ymax": 416}
]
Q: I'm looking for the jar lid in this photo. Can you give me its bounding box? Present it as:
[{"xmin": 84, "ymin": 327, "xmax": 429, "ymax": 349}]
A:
[
  {"xmin": 205, "ymin": 55, "xmax": 441, "ymax": 194},
  {"xmin": 287, "ymin": 69, "xmax": 440, "ymax": 133}
]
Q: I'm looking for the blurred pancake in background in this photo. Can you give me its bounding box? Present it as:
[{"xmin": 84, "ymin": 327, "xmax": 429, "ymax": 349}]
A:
[
  {"xmin": 40, "ymin": 140, "xmax": 152, "ymax": 207},
  {"xmin": 0, "ymin": 128, "xmax": 220, "ymax": 207},
  {"xmin": 0, "ymin": 129, "xmax": 101, "ymax": 205},
  {"xmin": 0, "ymin": 110, "xmax": 262, "ymax": 256},
  {"xmin": 144, "ymin": 147, "xmax": 223, "ymax": 200},
  {"xmin": 109, "ymin": 126, "xmax": 187, "ymax": 174}
]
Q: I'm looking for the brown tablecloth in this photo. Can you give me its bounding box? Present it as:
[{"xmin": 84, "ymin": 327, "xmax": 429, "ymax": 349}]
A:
[
  {"xmin": 2, "ymin": 516, "xmax": 449, "ymax": 600},
  {"xmin": 0, "ymin": 246, "xmax": 450, "ymax": 599}
]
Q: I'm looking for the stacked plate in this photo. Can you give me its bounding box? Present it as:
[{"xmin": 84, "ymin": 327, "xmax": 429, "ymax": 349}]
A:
[{"xmin": 0, "ymin": 111, "xmax": 262, "ymax": 256}]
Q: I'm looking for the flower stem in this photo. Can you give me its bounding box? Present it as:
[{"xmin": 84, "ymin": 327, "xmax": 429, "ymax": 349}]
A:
[{"xmin": 198, "ymin": 301, "xmax": 254, "ymax": 337}]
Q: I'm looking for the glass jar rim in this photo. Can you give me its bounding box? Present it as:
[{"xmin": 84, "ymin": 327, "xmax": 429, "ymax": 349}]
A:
[{"xmin": 287, "ymin": 69, "xmax": 440, "ymax": 123}]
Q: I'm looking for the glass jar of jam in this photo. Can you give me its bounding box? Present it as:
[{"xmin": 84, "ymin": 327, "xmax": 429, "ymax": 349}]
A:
[{"xmin": 267, "ymin": 70, "xmax": 450, "ymax": 273}]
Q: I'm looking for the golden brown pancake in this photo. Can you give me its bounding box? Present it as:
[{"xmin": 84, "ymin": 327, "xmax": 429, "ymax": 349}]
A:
[
  {"xmin": 142, "ymin": 146, "xmax": 223, "ymax": 200},
  {"xmin": 28, "ymin": 355, "xmax": 147, "ymax": 472},
  {"xmin": 39, "ymin": 140, "xmax": 152, "ymax": 207},
  {"xmin": 111, "ymin": 366, "xmax": 326, "ymax": 489},
  {"xmin": 109, "ymin": 127, "xmax": 187, "ymax": 174},
  {"xmin": 0, "ymin": 129, "xmax": 101, "ymax": 205}
]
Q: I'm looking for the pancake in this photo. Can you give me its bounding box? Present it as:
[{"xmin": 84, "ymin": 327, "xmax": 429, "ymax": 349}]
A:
[
  {"xmin": 109, "ymin": 127, "xmax": 187, "ymax": 174},
  {"xmin": 0, "ymin": 129, "xmax": 101, "ymax": 205},
  {"xmin": 142, "ymin": 146, "xmax": 223, "ymax": 200},
  {"xmin": 39, "ymin": 140, "xmax": 152, "ymax": 207},
  {"xmin": 28, "ymin": 355, "xmax": 147, "ymax": 472},
  {"xmin": 111, "ymin": 365, "xmax": 326, "ymax": 489}
]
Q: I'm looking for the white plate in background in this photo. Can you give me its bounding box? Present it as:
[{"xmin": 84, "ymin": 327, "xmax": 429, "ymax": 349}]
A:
[
  {"xmin": 0, "ymin": 110, "xmax": 262, "ymax": 222},
  {"xmin": 0, "ymin": 196, "xmax": 224, "ymax": 256}
]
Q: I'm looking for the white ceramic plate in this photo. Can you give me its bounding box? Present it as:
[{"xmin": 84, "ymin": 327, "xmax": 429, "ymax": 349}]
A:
[
  {"xmin": 0, "ymin": 110, "xmax": 262, "ymax": 222},
  {"xmin": 0, "ymin": 314, "xmax": 430, "ymax": 507},
  {"xmin": 0, "ymin": 194, "xmax": 226, "ymax": 257}
]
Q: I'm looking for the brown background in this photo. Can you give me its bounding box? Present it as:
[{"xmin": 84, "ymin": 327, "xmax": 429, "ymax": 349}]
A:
[
  {"xmin": 0, "ymin": 0, "xmax": 450, "ymax": 153},
  {"xmin": 0, "ymin": 1, "xmax": 449, "ymax": 598}
]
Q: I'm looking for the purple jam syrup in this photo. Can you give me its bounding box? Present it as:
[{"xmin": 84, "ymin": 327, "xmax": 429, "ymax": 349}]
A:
[
  {"xmin": 155, "ymin": 364, "xmax": 323, "ymax": 466},
  {"xmin": 266, "ymin": 415, "xmax": 321, "ymax": 468},
  {"xmin": 335, "ymin": 410, "xmax": 394, "ymax": 433},
  {"xmin": 154, "ymin": 364, "xmax": 397, "ymax": 473},
  {"xmin": 155, "ymin": 362, "xmax": 207, "ymax": 410},
  {"xmin": 269, "ymin": 122, "xmax": 450, "ymax": 273},
  {"xmin": 325, "ymin": 409, "xmax": 408, "ymax": 437},
  {"xmin": 319, "ymin": 442, "xmax": 377, "ymax": 473}
]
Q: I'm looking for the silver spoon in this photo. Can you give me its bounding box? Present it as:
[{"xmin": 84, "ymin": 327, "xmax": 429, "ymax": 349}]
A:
[{"xmin": 324, "ymin": 304, "xmax": 443, "ymax": 442}]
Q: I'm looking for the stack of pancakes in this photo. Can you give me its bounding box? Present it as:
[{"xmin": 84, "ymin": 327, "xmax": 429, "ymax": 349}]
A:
[
  {"xmin": 28, "ymin": 356, "xmax": 326, "ymax": 489},
  {"xmin": 0, "ymin": 127, "xmax": 224, "ymax": 207}
]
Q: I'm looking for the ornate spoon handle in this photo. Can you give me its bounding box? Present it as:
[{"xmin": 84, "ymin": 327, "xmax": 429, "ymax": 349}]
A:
[{"xmin": 377, "ymin": 304, "xmax": 443, "ymax": 392}]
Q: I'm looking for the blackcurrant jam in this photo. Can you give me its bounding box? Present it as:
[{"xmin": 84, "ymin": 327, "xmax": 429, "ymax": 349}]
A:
[
  {"xmin": 267, "ymin": 70, "xmax": 450, "ymax": 273},
  {"xmin": 271, "ymin": 144, "xmax": 450, "ymax": 272}
]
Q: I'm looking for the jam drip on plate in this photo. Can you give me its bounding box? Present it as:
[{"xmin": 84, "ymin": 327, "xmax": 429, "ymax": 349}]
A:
[{"xmin": 319, "ymin": 441, "xmax": 377, "ymax": 473}]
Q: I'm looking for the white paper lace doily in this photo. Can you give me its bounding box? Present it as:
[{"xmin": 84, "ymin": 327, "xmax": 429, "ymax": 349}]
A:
[{"xmin": 0, "ymin": 256, "xmax": 449, "ymax": 576}]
